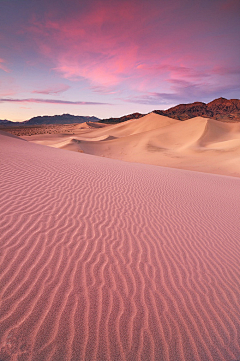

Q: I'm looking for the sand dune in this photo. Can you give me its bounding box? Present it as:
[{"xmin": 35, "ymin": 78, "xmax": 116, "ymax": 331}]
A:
[
  {"xmin": 0, "ymin": 132, "xmax": 240, "ymax": 360},
  {"xmin": 21, "ymin": 113, "xmax": 240, "ymax": 177}
]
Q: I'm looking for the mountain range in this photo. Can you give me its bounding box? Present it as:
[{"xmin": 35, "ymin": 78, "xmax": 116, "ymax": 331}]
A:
[
  {"xmin": 0, "ymin": 114, "xmax": 100, "ymax": 126},
  {"xmin": 101, "ymin": 98, "xmax": 240, "ymax": 123},
  {"xmin": 0, "ymin": 97, "xmax": 240, "ymax": 126},
  {"xmin": 153, "ymin": 97, "xmax": 240, "ymax": 121}
]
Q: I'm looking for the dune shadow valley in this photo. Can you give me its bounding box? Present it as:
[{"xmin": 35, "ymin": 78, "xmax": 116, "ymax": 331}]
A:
[{"xmin": 1, "ymin": 109, "xmax": 240, "ymax": 361}]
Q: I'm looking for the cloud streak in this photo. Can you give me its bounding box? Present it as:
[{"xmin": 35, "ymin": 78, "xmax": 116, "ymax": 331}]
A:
[
  {"xmin": 0, "ymin": 98, "xmax": 110, "ymax": 105},
  {"xmin": 20, "ymin": 0, "xmax": 239, "ymax": 100},
  {"xmin": 126, "ymin": 81, "xmax": 240, "ymax": 106},
  {"xmin": 32, "ymin": 84, "xmax": 70, "ymax": 94}
]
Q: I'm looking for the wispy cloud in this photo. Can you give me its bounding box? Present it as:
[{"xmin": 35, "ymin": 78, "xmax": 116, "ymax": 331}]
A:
[
  {"xmin": 0, "ymin": 59, "xmax": 9, "ymax": 73},
  {"xmin": 20, "ymin": 0, "xmax": 239, "ymax": 104},
  {"xmin": 126, "ymin": 80, "xmax": 240, "ymax": 106},
  {"xmin": 1, "ymin": 0, "xmax": 239, "ymax": 112},
  {"xmin": 32, "ymin": 84, "xmax": 70, "ymax": 94},
  {"xmin": 212, "ymin": 66, "xmax": 240, "ymax": 76},
  {"xmin": 125, "ymin": 92, "xmax": 183, "ymax": 106},
  {"xmin": 0, "ymin": 98, "xmax": 111, "ymax": 105},
  {"xmin": 136, "ymin": 64, "xmax": 210, "ymax": 81},
  {"xmin": 23, "ymin": 1, "xmax": 150, "ymax": 87},
  {"xmin": 90, "ymin": 85, "xmax": 118, "ymax": 94}
]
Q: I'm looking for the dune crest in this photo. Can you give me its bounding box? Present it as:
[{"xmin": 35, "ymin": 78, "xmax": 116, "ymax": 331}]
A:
[
  {"xmin": 20, "ymin": 113, "xmax": 240, "ymax": 177},
  {"xmin": 1, "ymin": 133, "xmax": 240, "ymax": 360}
]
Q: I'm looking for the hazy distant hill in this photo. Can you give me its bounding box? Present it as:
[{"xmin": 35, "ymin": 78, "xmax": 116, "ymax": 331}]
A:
[
  {"xmin": 25, "ymin": 114, "xmax": 100, "ymax": 125},
  {"xmin": 0, "ymin": 119, "xmax": 15, "ymax": 126},
  {"xmin": 0, "ymin": 114, "xmax": 100, "ymax": 126}
]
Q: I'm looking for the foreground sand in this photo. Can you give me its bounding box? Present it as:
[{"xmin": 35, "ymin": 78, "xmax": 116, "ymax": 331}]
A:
[
  {"xmin": 0, "ymin": 132, "xmax": 240, "ymax": 360},
  {"xmin": 19, "ymin": 113, "xmax": 240, "ymax": 178}
]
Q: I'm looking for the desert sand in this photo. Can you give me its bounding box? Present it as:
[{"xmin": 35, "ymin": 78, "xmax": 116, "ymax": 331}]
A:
[
  {"xmin": 0, "ymin": 131, "xmax": 240, "ymax": 360},
  {"xmin": 19, "ymin": 113, "xmax": 240, "ymax": 177}
]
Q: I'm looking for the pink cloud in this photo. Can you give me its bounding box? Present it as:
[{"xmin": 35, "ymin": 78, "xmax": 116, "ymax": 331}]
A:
[
  {"xmin": 0, "ymin": 90, "xmax": 16, "ymax": 96},
  {"xmin": 126, "ymin": 79, "xmax": 240, "ymax": 106},
  {"xmin": 24, "ymin": 1, "xmax": 151, "ymax": 87},
  {"xmin": 90, "ymin": 85, "xmax": 118, "ymax": 94},
  {"xmin": 14, "ymin": 0, "xmax": 239, "ymax": 101},
  {"xmin": 0, "ymin": 58, "xmax": 9, "ymax": 73},
  {"xmin": 32, "ymin": 84, "xmax": 70, "ymax": 94}
]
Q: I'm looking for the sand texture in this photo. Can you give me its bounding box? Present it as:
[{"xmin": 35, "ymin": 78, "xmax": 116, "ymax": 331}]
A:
[
  {"xmin": 20, "ymin": 113, "xmax": 240, "ymax": 178},
  {"xmin": 0, "ymin": 132, "xmax": 240, "ymax": 360}
]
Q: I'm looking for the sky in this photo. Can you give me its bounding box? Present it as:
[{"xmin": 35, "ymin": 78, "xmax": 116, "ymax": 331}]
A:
[{"xmin": 0, "ymin": 0, "xmax": 239, "ymax": 121}]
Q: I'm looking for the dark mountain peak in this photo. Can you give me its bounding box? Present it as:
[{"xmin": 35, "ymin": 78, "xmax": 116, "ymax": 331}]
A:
[
  {"xmin": 209, "ymin": 96, "xmax": 227, "ymax": 101},
  {"xmin": 161, "ymin": 101, "xmax": 209, "ymax": 120},
  {"xmin": 23, "ymin": 114, "xmax": 100, "ymax": 125},
  {"xmin": 169, "ymin": 101, "xmax": 206, "ymax": 110},
  {"xmin": 152, "ymin": 97, "xmax": 240, "ymax": 122},
  {"xmin": 207, "ymin": 98, "xmax": 240, "ymax": 112}
]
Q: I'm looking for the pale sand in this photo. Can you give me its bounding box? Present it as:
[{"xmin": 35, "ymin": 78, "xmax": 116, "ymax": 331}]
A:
[
  {"xmin": 21, "ymin": 113, "xmax": 240, "ymax": 177},
  {"xmin": 0, "ymin": 131, "xmax": 240, "ymax": 360}
]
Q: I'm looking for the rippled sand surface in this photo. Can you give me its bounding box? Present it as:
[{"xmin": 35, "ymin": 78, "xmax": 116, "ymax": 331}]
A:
[{"xmin": 0, "ymin": 132, "xmax": 240, "ymax": 360}]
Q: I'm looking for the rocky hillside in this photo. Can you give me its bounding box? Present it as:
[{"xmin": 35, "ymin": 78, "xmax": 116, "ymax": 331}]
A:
[
  {"xmin": 154, "ymin": 98, "xmax": 240, "ymax": 121},
  {"xmin": 100, "ymin": 98, "xmax": 240, "ymax": 124},
  {"xmin": 100, "ymin": 112, "xmax": 144, "ymax": 124}
]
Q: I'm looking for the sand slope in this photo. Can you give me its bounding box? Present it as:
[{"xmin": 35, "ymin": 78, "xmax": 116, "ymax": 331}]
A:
[
  {"xmin": 0, "ymin": 132, "xmax": 240, "ymax": 360},
  {"xmin": 21, "ymin": 113, "xmax": 240, "ymax": 177}
]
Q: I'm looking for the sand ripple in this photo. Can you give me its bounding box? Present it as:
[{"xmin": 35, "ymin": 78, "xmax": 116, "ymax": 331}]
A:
[{"xmin": 0, "ymin": 133, "xmax": 240, "ymax": 360}]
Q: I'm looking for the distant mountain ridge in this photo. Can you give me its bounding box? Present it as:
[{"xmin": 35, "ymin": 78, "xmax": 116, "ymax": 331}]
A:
[
  {"xmin": 1, "ymin": 98, "xmax": 240, "ymax": 126},
  {"xmin": 0, "ymin": 114, "xmax": 100, "ymax": 126},
  {"xmin": 101, "ymin": 97, "xmax": 240, "ymax": 123}
]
